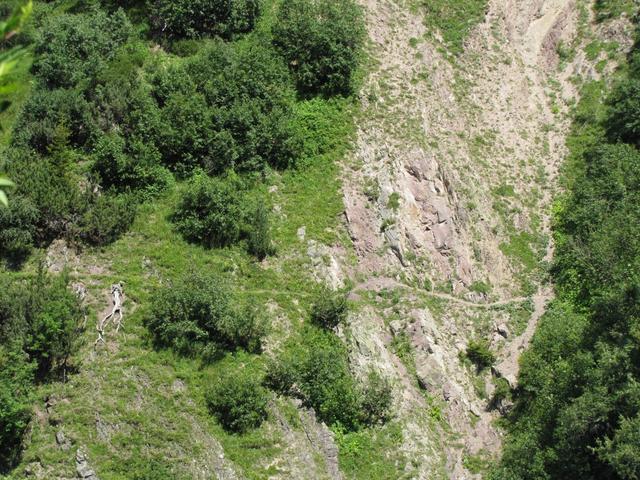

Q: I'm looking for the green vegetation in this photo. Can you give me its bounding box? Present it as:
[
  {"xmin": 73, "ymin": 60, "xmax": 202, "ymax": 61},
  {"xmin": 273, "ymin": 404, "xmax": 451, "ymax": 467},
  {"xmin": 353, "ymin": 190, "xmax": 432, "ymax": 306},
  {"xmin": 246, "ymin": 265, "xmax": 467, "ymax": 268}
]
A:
[
  {"xmin": 272, "ymin": 0, "xmax": 365, "ymax": 96},
  {"xmin": 420, "ymin": 0, "xmax": 488, "ymax": 55},
  {"xmin": 148, "ymin": 0, "xmax": 261, "ymax": 40},
  {"xmin": 206, "ymin": 368, "xmax": 269, "ymax": 433},
  {"xmin": 0, "ymin": 268, "xmax": 82, "ymax": 471},
  {"xmin": 266, "ymin": 325, "xmax": 392, "ymax": 431},
  {"xmin": 171, "ymin": 173, "xmax": 247, "ymax": 248},
  {"xmin": 0, "ymin": 0, "xmax": 372, "ymax": 476},
  {"xmin": 310, "ymin": 286, "xmax": 349, "ymax": 330},
  {"xmin": 145, "ymin": 272, "xmax": 266, "ymax": 358},
  {"xmin": 492, "ymin": 10, "xmax": 640, "ymax": 480},
  {"xmin": 465, "ymin": 339, "xmax": 495, "ymax": 371}
]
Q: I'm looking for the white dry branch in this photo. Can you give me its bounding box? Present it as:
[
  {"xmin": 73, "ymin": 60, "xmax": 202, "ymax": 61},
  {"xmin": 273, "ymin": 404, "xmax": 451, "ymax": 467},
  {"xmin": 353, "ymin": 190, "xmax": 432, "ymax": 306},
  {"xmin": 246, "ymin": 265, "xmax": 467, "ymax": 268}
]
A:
[{"xmin": 94, "ymin": 282, "xmax": 124, "ymax": 348}]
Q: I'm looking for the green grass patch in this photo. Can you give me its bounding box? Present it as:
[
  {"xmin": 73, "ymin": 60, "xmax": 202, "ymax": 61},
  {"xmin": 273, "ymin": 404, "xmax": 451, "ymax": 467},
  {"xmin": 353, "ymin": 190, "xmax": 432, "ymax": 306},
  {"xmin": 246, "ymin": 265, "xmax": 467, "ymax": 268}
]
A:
[
  {"xmin": 336, "ymin": 423, "xmax": 415, "ymax": 480},
  {"xmin": 420, "ymin": 0, "xmax": 489, "ymax": 55}
]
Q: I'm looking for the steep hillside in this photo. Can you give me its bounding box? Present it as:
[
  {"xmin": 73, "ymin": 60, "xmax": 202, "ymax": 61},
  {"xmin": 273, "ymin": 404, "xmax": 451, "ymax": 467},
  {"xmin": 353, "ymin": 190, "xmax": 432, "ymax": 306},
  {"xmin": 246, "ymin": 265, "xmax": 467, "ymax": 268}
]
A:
[{"xmin": 0, "ymin": 0, "xmax": 635, "ymax": 479}]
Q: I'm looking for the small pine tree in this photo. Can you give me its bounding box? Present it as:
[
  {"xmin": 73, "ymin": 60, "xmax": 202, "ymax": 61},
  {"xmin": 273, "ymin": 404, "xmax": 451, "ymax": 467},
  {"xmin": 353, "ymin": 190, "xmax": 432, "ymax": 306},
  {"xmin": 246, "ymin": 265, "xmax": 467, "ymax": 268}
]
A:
[{"xmin": 247, "ymin": 201, "xmax": 275, "ymax": 260}]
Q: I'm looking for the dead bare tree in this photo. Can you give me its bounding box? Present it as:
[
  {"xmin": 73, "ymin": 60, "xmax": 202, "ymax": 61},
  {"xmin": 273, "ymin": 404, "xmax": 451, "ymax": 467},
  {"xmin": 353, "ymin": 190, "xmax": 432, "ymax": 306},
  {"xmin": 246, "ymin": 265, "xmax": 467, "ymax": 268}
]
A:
[{"xmin": 94, "ymin": 282, "xmax": 124, "ymax": 348}]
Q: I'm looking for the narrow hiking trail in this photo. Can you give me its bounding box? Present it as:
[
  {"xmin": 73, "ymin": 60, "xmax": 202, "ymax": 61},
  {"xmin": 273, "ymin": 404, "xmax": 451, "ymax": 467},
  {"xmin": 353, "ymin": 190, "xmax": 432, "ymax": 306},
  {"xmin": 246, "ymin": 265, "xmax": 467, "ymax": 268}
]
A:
[{"xmin": 340, "ymin": 0, "xmax": 613, "ymax": 477}]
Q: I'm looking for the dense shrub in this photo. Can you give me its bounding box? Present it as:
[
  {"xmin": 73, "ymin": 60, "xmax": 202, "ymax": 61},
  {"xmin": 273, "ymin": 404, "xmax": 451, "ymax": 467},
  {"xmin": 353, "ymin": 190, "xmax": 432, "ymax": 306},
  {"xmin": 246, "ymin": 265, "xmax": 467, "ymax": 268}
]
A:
[
  {"xmin": 31, "ymin": 9, "xmax": 132, "ymax": 88},
  {"xmin": 0, "ymin": 270, "xmax": 82, "ymax": 470},
  {"xmin": 272, "ymin": 0, "xmax": 365, "ymax": 96},
  {"xmin": 12, "ymin": 88, "xmax": 98, "ymax": 154},
  {"xmin": 79, "ymin": 193, "xmax": 137, "ymax": 246},
  {"xmin": 92, "ymin": 133, "xmax": 172, "ymax": 195},
  {"xmin": 147, "ymin": 0, "xmax": 261, "ymax": 40},
  {"xmin": 0, "ymin": 270, "xmax": 83, "ymax": 378},
  {"xmin": 5, "ymin": 150, "xmax": 85, "ymax": 244},
  {"xmin": 206, "ymin": 369, "xmax": 268, "ymax": 433},
  {"xmin": 145, "ymin": 272, "xmax": 266, "ymax": 358},
  {"xmin": 247, "ymin": 201, "xmax": 275, "ymax": 260},
  {"xmin": 265, "ymin": 330, "xmax": 383, "ymax": 431},
  {"xmin": 310, "ymin": 287, "xmax": 348, "ymax": 330},
  {"xmin": 171, "ymin": 173, "xmax": 246, "ymax": 248},
  {"xmin": 465, "ymin": 339, "xmax": 495, "ymax": 371},
  {"xmin": 606, "ymin": 79, "xmax": 640, "ymax": 147},
  {"xmin": 298, "ymin": 340, "xmax": 362, "ymax": 430},
  {"xmin": 187, "ymin": 41, "xmax": 301, "ymax": 172},
  {"xmin": 358, "ymin": 370, "xmax": 393, "ymax": 425},
  {"xmin": 0, "ymin": 346, "xmax": 34, "ymax": 471},
  {"xmin": 0, "ymin": 196, "xmax": 37, "ymax": 267}
]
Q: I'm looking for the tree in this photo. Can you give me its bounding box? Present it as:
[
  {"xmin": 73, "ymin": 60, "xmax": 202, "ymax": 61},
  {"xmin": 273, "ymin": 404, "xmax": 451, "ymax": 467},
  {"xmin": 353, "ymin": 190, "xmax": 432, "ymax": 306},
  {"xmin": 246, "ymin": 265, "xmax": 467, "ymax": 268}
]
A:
[
  {"xmin": 272, "ymin": 0, "xmax": 365, "ymax": 96},
  {"xmin": 247, "ymin": 201, "xmax": 275, "ymax": 260},
  {"xmin": 31, "ymin": 9, "xmax": 132, "ymax": 89}
]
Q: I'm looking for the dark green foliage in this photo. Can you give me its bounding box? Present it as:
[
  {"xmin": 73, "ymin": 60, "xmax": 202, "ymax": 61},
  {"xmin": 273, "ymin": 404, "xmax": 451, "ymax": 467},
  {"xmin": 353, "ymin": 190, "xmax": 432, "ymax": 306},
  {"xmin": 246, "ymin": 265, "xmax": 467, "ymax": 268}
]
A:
[
  {"xmin": 310, "ymin": 286, "xmax": 348, "ymax": 330},
  {"xmin": 12, "ymin": 88, "xmax": 98, "ymax": 153},
  {"xmin": 171, "ymin": 173, "xmax": 246, "ymax": 248},
  {"xmin": 607, "ymin": 79, "xmax": 640, "ymax": 147},
  {"xmin": 0, "ymin": 270, "xmax": 82, "ymax": 378},
  {"xmin": 186, "ymin": 41, "xmax": 301, "ymax": 172},
  {"xmin": 297, "ymin": 336, "xmax": 363, "ymax": 430},
  {"xmin": 31, "ymin": 9, "xmax": 132, "ymax": 89},
  {"xmin": 0, "ymin": 346, "xmax": 34, "ymax": 472},
  {"xmin": 465, "ymin": 339, "xmax": 495, "ymax": 370},
  {"xmin": 596, "ymin": 415, "xmax": 640, "ymax": 480},
  {"xmin": 145, "ymin": 272, "xmax": 266, "ymax": 358},
  {"xmin": 79, "ymin": 193, "xmax": 137, "ymax": 246},
  {"xmin": 92, "ymin": 133, "xmax": 172, "ymax": 195},
  {"xmin": 205, "ymin": 369, "xmax": 268, "ymax": 433},
  {"xmin": 147, "ymin": 0, "xmax": 261, "ymax": 40},
  {"xmin": 0, "ymin": 270, "xmax": 82, "ymax": 471},
  {"xmin": 358, "ymin": 370, "xmax": 393, "ymax": 425},
  {"xmin": 0, "ymin": 196, "xmax": 37, "ymax": 267},
  {"xmin": 265, "ymin": 328, "xmax": 387, "ymax": 431},
  {"xmin": 247, "ymin": 201, "xmax": 275, "ymax": 260},
  {"xmin": 272, "ymin": 0, "xmax": 365, "ymax": 96}
]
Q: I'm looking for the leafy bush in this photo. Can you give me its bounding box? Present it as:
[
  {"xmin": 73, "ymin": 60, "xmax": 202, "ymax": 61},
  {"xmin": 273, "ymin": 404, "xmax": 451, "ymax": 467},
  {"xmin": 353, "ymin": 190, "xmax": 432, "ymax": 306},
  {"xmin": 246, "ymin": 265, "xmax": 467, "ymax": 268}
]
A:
[
  {"xmin": 272, "ymin": 0, "xmax": 365, "ymax": 96},
  {"xmin": 12, "ymin": 88, "xmax": 98, "ymax": 154},
  {"xmin": 92, "ymin": 133, "xmax": 172, "ymax": 195},
  {"xmin": 187, "ymin": 41, "xmax": 301, "ymax": 172},
  {"xmin": 266, "ymin": 330, "xmax": 364, "ymax": 431},
  {"xmin": 0, "ymin": 196, "xmax": 37, "ymax": 267},
  {"xmin": 171, "ymin": 173, "xmax": 246, "ymax": 248},
  {"xmin": 0, "ymin": 346, "xmax": 34, "ymax": 471},
  {"xmin": 145, "ymin": 272, "xmax": 266, "ymax": 358},
  {"xmin": 79, "ymin": 193, "xmax": 137, "ymax": 246},
  {"xmin": 31, "ymin": 9, "xmax": 132, "ymax": 88},
  {"xmin": 0, "ymin": 269, "xmax": 83, "ymax": 378},
  {"xmin": 465, "ymin": 339, "xmax": 495, "ymax": 370},
  {"xmin": 606, "ymin": 79, "xmax": 640, "ymax": 147},
  {"xmin": 247, "ymin": 201, "xmax": 275, "ymax": 260},
  {"xmin": 148, "ymin": 0, "xmax": 261, "ymax": 40},
  {"xmin": 206, "ymin": 368, "xmax": 268, "ymax": 433},
  {"xmin": 310, "ymin": 287, "xmax": 348, "ymax": 330},
  {"xmin": 5, "ymin": 149, "xmax": 86, "ymax": 244},
  {"xmin": 358, "ymin": 370, "xmax": 393, "ymax": 425},
  {"xmin": 298, "ymin": 341, "xmax": 362, "ymax": 430}
]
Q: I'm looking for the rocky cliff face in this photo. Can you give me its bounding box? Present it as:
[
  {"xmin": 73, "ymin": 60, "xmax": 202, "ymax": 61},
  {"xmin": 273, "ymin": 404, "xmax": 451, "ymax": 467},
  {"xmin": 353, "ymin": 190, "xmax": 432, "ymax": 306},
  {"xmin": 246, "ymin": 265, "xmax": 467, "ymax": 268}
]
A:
[{"xmin": 334, "ymin": 0, "xmax": 635, "ymax": 477}]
